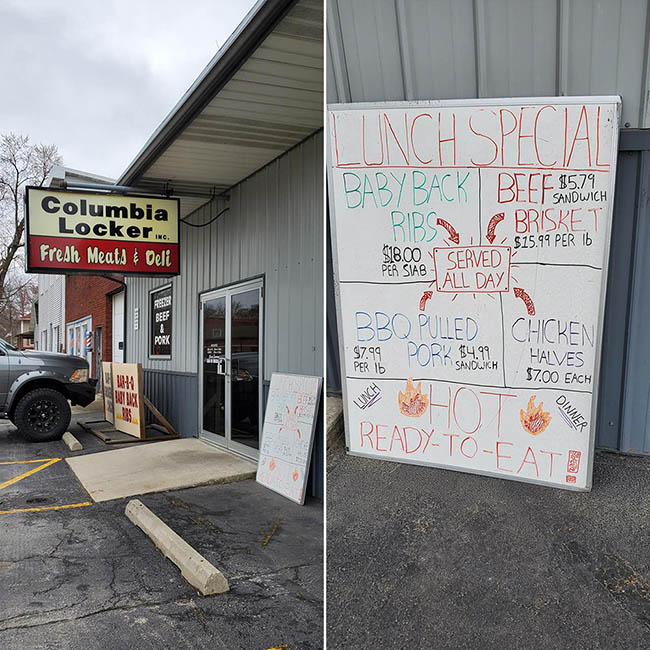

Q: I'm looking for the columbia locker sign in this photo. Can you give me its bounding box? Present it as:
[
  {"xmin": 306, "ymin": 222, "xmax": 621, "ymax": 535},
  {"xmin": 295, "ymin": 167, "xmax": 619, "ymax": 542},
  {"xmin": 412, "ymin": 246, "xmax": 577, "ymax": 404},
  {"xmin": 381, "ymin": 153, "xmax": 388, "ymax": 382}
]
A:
[{"xmin": 25, "ymin": 187, "xmax": 180, "ymax": 275}]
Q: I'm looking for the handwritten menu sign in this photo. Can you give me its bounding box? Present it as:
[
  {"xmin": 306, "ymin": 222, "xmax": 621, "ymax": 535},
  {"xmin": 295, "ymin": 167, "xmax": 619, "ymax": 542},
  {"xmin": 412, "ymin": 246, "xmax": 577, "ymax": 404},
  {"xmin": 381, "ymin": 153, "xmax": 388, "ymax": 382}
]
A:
[
  {"xmin": 257, "ymin": 373, "xmax": 322, "ymax": 504},
  {"xmin": 102, "ymin": 361, "xmax": 114, "ymax": 424},
  {"xmin": 328, "ymin": 97, "xmax": 620, "ymax": 491},
  {"xmin": 112, "ymin": 362, "xmax": 145, "ymax": 438}
]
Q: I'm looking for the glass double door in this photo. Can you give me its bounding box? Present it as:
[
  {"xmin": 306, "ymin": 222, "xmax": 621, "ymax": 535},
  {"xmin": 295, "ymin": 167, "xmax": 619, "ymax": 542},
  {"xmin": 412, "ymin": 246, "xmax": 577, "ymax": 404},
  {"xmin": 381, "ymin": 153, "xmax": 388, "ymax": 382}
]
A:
[{"xmin": 200, "ymin": 279, "xmax": 263, "ymax": 459}]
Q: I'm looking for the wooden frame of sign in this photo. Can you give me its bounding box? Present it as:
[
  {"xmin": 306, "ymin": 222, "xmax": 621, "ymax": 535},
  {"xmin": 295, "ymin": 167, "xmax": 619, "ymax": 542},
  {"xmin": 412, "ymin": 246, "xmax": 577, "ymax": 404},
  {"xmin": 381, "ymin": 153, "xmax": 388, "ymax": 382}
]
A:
[{"xmin": 81, "ymin": 362, "xmax": 180, "ymax": 442}]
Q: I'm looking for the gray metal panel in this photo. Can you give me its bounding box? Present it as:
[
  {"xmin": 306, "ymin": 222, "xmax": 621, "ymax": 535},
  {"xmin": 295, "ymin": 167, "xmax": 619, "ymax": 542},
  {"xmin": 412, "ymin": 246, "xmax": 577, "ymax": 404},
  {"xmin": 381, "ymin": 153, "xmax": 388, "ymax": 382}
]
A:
[
  {"xmin": 142, "ymin": 370, "xmax": 198, "ymax": 437},
  {"xmin": 328, "ymin": 0, "xmax": 650, "ymax": 127},
  {"xmin": 335, "ymin": 0, "xmax": 405, "ymax": 101},
  {"xmin": 596, "ymin": 150, "xmax": 639, "ymax": 450},
  {"xmin": 126, "ymin": 130, "xmax": 323, "ymax": 381},
  {"xmin": 564, "ymin": 0, "xmax": 648, "ymax": 128},
  {"xmin": 397, "ymin": 0, "xmax": 477, "ymax": 100},
  {"xmin": 619, "ymin": 148, "xmax": 650, "ymax": 452},
  {"xmin": 326, "ymin": 210, "xmax": 341, "ymax": 393},
  {"xmin": 480, "ymin": 0, "xmax": 557, "ymax": 97}
]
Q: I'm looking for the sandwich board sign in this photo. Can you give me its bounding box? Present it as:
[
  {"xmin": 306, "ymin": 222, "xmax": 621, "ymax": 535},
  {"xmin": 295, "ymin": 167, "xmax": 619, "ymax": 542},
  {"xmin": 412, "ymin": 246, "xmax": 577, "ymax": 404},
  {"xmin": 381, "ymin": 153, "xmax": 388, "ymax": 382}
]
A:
[
  {"xmin": 327, "ymin": 97, "xmax": 621, "ymax": 491},
  {"xmin": 112, "ymin": 362, "xmax": 145, "ymax": 438},
  {"xmin": 256, "ymin": 373, "xmax": 322, "ymax": 504},
  {"xmin": 83, "ymin": 362, "xmax": 179, "ymax": 441}
]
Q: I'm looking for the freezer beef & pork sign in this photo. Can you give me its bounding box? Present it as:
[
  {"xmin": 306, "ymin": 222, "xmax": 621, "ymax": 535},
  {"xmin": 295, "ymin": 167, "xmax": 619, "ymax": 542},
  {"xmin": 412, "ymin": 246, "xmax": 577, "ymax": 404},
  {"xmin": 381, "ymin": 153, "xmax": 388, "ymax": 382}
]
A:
[{"xmin": 150, "ymin": 284, "xmax": 172, "ymax": 358}]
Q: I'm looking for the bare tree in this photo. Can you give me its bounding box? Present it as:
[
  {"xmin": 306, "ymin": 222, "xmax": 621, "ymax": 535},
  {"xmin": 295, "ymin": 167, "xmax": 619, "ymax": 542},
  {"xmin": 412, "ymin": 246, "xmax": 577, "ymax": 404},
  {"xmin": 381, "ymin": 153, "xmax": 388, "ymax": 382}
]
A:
[
  {"xmin": 0, "ymin": 134, "xmax": 62, "ymax": 297},
  {"xmin": 0, "ymin": 277, "xmax": 37, "ymax": 342}
]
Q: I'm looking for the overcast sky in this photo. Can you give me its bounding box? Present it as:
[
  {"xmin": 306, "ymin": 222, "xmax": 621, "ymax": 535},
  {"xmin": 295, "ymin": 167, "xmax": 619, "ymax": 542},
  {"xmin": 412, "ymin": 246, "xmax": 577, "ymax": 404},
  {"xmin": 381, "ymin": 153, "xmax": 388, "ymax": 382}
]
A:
[{"xmin": 0, "ymin": 0, "xmax": 257, "ymax": 180}]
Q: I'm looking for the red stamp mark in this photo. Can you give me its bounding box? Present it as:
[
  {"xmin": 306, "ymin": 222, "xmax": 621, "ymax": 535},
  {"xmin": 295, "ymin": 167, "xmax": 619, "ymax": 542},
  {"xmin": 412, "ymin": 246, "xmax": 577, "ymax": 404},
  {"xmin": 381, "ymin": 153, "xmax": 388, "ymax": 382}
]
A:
[
  {"xmin": 567, "ymin": 450, "xmax": 581, "ymax": 474},
  {"xmin": 565, "ymin": 475, "xmax": 577, "ymax": 484}
]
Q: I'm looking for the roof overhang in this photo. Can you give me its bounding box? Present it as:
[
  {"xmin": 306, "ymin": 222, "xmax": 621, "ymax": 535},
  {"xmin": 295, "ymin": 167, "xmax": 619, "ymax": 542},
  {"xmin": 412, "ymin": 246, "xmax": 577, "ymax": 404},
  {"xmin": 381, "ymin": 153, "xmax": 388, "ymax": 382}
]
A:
[
  {"xmin": 47, "ymin": 165, "xmax": 115, "ymax": 189},
  {"xmin": 117, "ymin": 0, "xmax": 323, "ymax": 217}
]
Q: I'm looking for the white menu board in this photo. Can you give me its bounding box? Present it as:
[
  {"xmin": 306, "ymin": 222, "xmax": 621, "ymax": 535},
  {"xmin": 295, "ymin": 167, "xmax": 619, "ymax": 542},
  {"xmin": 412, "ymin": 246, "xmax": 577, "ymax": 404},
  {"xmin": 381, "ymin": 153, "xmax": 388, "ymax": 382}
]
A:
[
  {"xmin": 328, "ymin": 97, "xmax": 620, "ymax": 491},
  {"xmin": 257, "ymin": 373, "xmax": 322, "ymax": 504}
]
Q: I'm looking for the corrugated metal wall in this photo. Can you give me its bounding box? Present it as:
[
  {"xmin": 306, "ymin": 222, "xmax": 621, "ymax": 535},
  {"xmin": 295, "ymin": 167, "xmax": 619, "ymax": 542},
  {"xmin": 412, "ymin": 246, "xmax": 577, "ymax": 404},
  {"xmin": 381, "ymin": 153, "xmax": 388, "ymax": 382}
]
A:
[
  {"xmin": 127, "ymin": 130, "xmax": 323, "ymax": 380},
  {"xmin": 142, "ymin": 369, "xmax": 198, "ymax": 433},
  {"xmin": 126, "ymin": 130, "xmax": 324, "ymax": 497},
  {"xmin": 327, "ymin": 0, "xmax": 650, "ymax": 128},
  {"xmin": 326, "ymin": 211, "xmax": 341, "ymax": 393},
  {"xmin": 597, "ymin": 132, "xmax": 650, "ymax": 454}
]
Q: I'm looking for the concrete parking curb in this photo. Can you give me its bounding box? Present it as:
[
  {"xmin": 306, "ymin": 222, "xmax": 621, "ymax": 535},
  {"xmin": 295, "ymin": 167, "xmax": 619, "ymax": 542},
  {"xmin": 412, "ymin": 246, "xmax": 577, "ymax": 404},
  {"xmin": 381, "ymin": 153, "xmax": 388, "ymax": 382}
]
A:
[
  {"xmin": 125, "ymin": 498, "xmax": 229, "ymax": 596},
  {"xmin": 62, "ymin": 432, "xmax": 82, "ymax": 451}
]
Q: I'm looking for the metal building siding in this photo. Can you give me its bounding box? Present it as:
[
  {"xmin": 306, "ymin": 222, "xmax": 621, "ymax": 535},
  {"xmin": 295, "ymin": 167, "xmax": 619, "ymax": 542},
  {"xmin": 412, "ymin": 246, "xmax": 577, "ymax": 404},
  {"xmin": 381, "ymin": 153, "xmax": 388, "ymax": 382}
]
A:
[
  {"xmin": 398, "ymin": 0, "xmax": 477, "ymax": 100},
  {"xmin": 327, "ymin": 0, "xmax": 650, "ymax": 128},
  {"xmin": 595, "ymin": 149, "xmax": 639, "ymax": 451},
  {"xmin": 617, "ymin": 143, "xmax": 650, "ymax": 453},
  {"xmin": 126, "ymin": 131, "xmax": 323, "ymax": 497},
  {"xmin": 142, "ymin": 370, "xmax": 198, "ymax": 435},
  {"xmin": 35, "ymin": 274, "xmax": 65, "ymax": 351},
  {"xmin": 125, "ymin": 129, "xmax": 323, "ymax": 380},
  {"xmin": 478, "ymin": 0, "xmax": 557, "ymax": 97},
  {"xmin": 326, "ymin": 213, "xmax": 342, "ymax": 393}
]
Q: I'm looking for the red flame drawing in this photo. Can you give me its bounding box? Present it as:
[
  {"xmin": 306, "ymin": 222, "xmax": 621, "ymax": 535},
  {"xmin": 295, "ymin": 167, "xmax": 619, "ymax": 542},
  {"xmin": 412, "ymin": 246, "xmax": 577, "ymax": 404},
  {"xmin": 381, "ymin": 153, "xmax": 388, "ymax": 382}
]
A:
[
  {"xmin": 398, "ymin": 378, "xmax": 429, "ymax": 417},
  {"xmin": 520, "ymin": 395, "xmax": 551, "ymax": 435}
]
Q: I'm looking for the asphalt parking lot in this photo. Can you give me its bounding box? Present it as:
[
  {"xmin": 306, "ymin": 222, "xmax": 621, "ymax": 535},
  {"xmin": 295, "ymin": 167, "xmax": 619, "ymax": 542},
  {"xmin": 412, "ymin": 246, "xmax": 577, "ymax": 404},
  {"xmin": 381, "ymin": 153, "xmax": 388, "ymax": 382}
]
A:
[
  {"xmin": 0, "ymin": 414, "xmax": 323, "ymax": 650},
  {"xmin": 327, "ymin": 435, "xmax": 650, "ymax": 650}
]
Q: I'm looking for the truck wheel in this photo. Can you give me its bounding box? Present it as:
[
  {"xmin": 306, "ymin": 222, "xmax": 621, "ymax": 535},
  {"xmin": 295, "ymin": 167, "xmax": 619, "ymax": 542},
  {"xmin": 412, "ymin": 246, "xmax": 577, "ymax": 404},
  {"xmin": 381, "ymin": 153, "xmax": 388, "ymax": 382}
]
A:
[{"xmin": 14, "ymin": 388, "xmax": 71, "ymax": 442}]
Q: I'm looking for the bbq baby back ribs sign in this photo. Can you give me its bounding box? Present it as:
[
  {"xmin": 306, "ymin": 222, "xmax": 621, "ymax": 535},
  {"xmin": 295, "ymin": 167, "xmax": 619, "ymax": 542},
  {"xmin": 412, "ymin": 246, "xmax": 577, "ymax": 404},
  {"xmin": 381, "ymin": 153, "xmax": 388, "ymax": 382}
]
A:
[
  {"xmin": 25, "ymin": 188, "xmax": 179, "ymax": 275},
  {"xmin": 328, "ymin": 97, "xmax": 621, "ymax": 490},
  {"xmin": 112, "ymin": 362, "xmax": 145, "ymax": 438}
]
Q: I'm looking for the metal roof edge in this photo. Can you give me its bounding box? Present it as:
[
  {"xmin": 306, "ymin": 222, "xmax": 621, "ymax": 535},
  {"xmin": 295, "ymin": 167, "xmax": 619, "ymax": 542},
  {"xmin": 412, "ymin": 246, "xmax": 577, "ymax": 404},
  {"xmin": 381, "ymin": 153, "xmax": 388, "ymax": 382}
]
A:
[
  {"xmin": 47, "ymin": 165, "xmax": 115, "ymax": 188},
  {"xmin": 117, "ymin": 0, "xmax": 299, "ymax": 187}
]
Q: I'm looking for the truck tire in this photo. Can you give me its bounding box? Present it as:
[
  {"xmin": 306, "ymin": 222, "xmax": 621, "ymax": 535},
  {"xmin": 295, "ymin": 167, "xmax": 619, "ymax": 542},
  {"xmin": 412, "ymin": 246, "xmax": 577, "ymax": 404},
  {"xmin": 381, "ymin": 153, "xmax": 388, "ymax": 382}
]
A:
[{"xmin": 14, "ymin": 388, "xmax": 71, "ymax": 442}]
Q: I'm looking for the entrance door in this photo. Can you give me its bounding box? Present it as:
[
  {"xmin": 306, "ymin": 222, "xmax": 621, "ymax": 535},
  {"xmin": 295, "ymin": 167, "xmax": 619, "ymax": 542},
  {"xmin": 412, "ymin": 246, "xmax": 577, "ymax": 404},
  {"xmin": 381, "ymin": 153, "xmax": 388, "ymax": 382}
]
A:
[
  {"xmin": 112, "ymin": 291, "xmax": 125, "ymax": 363},
  {"xmin": 199, "ymin": 279, "xmax": 263, "ymax": 459}
]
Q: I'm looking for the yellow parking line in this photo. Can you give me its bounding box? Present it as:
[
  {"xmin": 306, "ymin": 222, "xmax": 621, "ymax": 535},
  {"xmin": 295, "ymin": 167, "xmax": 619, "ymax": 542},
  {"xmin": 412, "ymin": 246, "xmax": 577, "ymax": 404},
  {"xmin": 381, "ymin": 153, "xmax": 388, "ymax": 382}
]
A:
[
  {"xmin": 0, "ymin": 501, "xmax": 93, "ymax": 515},
  {"xmin": 0, "ymin": 458, "xmax": 61, "ymax": 465},
  {"xmin": 0, "ymin": 458, "xmax": 61, "ymax": 491},
  {"xmin": 265, "ymin": 646, "xmax": 293, "ymax": 650}
]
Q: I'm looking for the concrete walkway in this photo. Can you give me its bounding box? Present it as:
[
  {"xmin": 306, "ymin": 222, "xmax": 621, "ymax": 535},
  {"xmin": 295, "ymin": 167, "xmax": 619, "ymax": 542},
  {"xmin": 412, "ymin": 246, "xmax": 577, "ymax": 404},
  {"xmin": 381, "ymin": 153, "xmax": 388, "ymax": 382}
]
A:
[
  {"xmin": 66, "ymin": 438, "xmax": 257, "ymax": 502},
  {"xmin": 71, "ymin": 393, "xmax": 104, "ymax": 414}
]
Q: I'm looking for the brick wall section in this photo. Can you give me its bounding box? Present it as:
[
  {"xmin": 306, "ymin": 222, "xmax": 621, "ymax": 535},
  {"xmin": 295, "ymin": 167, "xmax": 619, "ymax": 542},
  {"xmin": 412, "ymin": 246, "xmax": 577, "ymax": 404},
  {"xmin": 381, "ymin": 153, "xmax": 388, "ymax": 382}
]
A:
[{"xmin": 65, "ymin": 275, "xmax": 124, "ymax": 376}]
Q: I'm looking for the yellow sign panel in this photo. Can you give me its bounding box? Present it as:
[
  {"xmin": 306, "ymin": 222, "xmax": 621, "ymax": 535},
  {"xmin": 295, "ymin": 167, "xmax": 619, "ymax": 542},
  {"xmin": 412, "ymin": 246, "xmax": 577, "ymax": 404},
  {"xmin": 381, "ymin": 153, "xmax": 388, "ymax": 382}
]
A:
[
  {"xmin": 112, "ymin": 362, "xmax": 145, "ymax": 438},
  {"xmin": 27, "ymin": 188, "xmax": 179, "ymax": 243}
]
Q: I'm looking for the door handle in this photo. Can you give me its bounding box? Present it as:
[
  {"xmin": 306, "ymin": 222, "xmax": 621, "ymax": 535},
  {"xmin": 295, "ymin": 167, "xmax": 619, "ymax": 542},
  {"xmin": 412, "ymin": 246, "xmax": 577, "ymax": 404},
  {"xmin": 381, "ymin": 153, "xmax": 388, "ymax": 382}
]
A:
[{"xmin": 215, "ymin": 357, "xmax": 230, "ymax": 376}]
